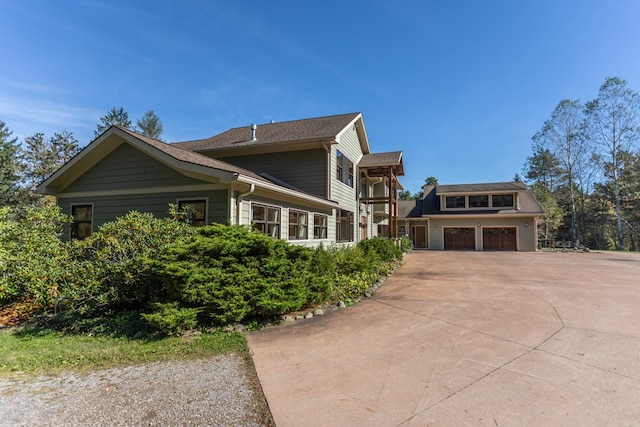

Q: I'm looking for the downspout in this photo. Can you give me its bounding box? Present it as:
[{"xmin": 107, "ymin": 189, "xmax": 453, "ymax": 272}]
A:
[
  {"xmin": 322, "ymin": 141, "xmax": 332, "ymax": 200},
  {"xmin": 236, "ymin": 182, "xmax": 255, "ymax": 225}
]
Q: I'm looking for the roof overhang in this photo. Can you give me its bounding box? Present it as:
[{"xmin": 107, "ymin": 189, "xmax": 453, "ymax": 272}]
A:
[{"xmin": 36, "ymin": 127, "xmax": 236, "ymax": 194}]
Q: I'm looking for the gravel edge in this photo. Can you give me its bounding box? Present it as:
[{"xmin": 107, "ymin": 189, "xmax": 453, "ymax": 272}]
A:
[{"xmin": 0, "ymin": 352, "xmax": 274, "ymax": 426}]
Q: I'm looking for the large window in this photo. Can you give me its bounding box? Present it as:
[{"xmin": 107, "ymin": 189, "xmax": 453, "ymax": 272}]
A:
[
  {"xmin": 71, "ymin": 204, "xmax": 93, "ymax": 239},
  {"xmin": 252, "ymin": 204, "xmax": 280, "ymax": 238},
  {"xmin": 336, "ymin": 209, "xmax": 354, "ymax": 242},
  {"xmin": 178, "ymin": 199, "xmax": 206, "ymax": 227},
  {"xmin": 444, "ymin": 193, "xmax": 516, "ymax": 209},
  {"xmin": 314, "ymin": 214, "xmax": 328, "ymax": 239},
  {"xmin": 336, "ymin": 150, "xmax": 354, "ymax": 187},
  {"xmin": 491, "ymin": 194, "xmax": 515, "ymax": 208},
  {"xmin": 469, "ymin": 195, "xmax": 489, "ymax": 208},
  {"xmin": 288, "ymin": 210, "xmax": 308, "ymax": 240},
  {"xmin": 445, "ymin": 196, "xmax": 466, "ymax": 209}
]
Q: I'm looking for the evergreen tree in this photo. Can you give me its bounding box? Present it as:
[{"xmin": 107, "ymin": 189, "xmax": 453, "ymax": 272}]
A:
[
  {"xmin": 20, "ymin": 132, "xmax": 55, "ymax": 191},
  {"xmin": 0, "ymin": 120, "xmax": 22, "ymax": 206},
  {"xmin": 50, "ymin": 130, "xmax": 80, "ymax": 165},
  {"xmin": 94, "ymin": 107, "xmax": 132, "ymax": 138},
  {"xmin": 136, "ymin": 109, "xmax": 163, "ymax": 140}
]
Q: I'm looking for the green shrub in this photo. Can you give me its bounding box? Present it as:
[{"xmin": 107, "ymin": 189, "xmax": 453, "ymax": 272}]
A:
[
  {"xmin": 141, "ymin": 302, "xmax": 201, "ymax": 335},
  {"xmin": 146, "ymin": 224, "xmax": 331, "ymax": 328},
  {"xmin": 72, "ymin": 211, "xmax": 195, "ymax": 312},
  {"xmin": 400, "ymin": 235, "xmax": 413, "ymax": 252},
  {"xmin": 357, "ymin": 237, "xmax": 402, "ymax": 262},
  {"xmin": 0, "ymin": 204, "xmax": 77, "ymax": 310}
]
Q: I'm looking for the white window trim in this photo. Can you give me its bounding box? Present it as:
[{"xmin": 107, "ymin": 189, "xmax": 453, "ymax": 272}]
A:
[
  {"xmin": 441, "ymin": 193, "xmax": 517, "ymax": 211},
  {"xmin": 176, "ymin": 197, "xmax": 209, "ymax": 225}
]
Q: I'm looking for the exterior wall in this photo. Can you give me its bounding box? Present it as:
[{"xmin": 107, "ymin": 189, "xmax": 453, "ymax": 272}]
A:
[
  {"xmin": 240, "ymin": 195, "xmax": 334, "ymax": 248},
  {"xmin": 331, "ymin": 125, "xmax": 365, "ymax": 244},
  {"xmin": 214, "ymin": 149, "xmax": 327, "ymax": 198},
  {"xmin": 63, "ymin": 143, "xmax": 204, "ymax": 193},
  {"xmin": 428, "ymin": 216, "xmax": 538, "ymax": 251},
  {"xmin": 58, "ymin": 189, "xmax": 229, "ymax": 239}
]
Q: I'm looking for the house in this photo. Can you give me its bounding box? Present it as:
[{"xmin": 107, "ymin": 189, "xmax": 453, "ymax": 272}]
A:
[
  {"xmin": 37, "ymin": 112, "xmax": 404, "ymax": 247},
  {"xmin": 398, "ymin": 182, "xmax": 543, "ymax": 251}
]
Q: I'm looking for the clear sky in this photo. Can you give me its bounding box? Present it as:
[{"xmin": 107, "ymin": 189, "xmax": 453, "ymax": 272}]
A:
[{"xmin": 1, "ymin": 0, "xmax": 640, "ymax": 194}]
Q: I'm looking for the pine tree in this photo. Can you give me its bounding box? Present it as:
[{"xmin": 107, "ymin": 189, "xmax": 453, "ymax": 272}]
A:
[
  {"xmin": 0, "ymin": 120, "xmax": 23, "ymax": 206},
  {"xmin": 136, "ymin": 109, "xmax": 163, "ymax": 140},
  {"xmin": 94, "ymin": 107, "xmax": 132, "ymax": 138}
]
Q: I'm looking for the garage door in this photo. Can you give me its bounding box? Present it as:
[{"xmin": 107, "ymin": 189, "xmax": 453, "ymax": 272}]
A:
[
  {"xmin": 483, "ymin": 227, "xmax": 517, "ymax": 251},
  {"xmin": 444, "ymin": 227, "xmax": 476, "ymax": 250}
]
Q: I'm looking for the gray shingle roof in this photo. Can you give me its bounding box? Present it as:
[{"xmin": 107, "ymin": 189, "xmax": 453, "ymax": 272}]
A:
[
  {"xmin": 398, "ymin": 182, "xmax": 543, "ymax": 218},
  {"xmin": 173, "ymin": 112, "xmax": 362, "ymax": 151},
  {"xmin": 118, "ymin": 127, "xmax": 270, "ymax": 183}
]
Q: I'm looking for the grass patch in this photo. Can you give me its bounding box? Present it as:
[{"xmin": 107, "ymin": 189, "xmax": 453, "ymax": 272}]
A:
[{"xmin": 0, "ymin": 328, "xmax": 247, "ymax": 378}]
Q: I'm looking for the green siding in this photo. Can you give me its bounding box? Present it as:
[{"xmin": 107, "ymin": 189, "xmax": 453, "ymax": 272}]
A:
[
  {"xmin": 64, "ymin": 143, "xmax": 204, "ymax": 193},
  {"xmin": 217, "ymin": 149, "xmax": 327, "ymax": 197},
  {"xmin": 59, "ymin": 189, "xmax": 229, "ymax": 239}
]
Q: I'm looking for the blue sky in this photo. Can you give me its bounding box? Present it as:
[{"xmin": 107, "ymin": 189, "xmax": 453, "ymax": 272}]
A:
[{"xmin": 1, "ymin": 0, "xmax": 640, "ymax": 193}]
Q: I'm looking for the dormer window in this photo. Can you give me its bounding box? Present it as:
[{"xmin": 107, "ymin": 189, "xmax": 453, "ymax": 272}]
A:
[
  {"xmin": 469, "ymin": 195, "xmax": 489, "ymax": 208},
  {"xmin": 445, "ymin": 196, "xmax": 465, "ymax": 209},
  {"xmin": 491, "ymin": 194, "xmax": 514, "ymax": 208},
  {"xmin": 442, "ymin": 193, "xmax": 516, "ymax": 210}
]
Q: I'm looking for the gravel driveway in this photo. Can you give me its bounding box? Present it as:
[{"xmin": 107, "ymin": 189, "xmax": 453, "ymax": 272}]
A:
[{"xmin": 0, "ymin": 353, "xmax": 272, "ymax": 426}]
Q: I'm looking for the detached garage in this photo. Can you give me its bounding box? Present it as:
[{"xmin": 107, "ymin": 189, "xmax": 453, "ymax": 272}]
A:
[{"xmin": 397, "ymin": 182, "xmax": 543, "ymax": 252}]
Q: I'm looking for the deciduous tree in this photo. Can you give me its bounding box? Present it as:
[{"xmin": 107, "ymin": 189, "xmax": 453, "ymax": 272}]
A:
[{"xmin": 585, "ymin": 77, "xmax": 640, "ymax": 250}]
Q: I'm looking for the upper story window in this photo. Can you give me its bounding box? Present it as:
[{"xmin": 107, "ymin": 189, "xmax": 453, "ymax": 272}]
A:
[
  {"xmin": 178, "ymin": 199, "xmax": 207, "ymax": 227},
  {"xmin": 469, "ymin": 195, "xmax": 489, "ymax": 208},
  {"xmin": 445, "ymin": 196, "xmax": 465, "ymax": 209},
  {"xmin": 442, "ymin": 193, "xmax": 516, "ymax": 210},
  {"xmin": 336, "ymin": 150, "xmax": 354, "ymax": 187},
  {"xmin": 252, "ymin": 204, "xmax": 281, "ymax": 238},
  {"xmin": 492, "ymin": 194, "xmax": 514, "ymax": 208}
]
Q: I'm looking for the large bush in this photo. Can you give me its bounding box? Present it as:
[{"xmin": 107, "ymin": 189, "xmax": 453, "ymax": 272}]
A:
[
  {"xmin": 0, "ymin": 205, "xmax": 76, "ymax": 310},
  {"xmin": 70, "ymin": 211, "xmax": 196, "ymax": 312},
  {"xmin": 145, "ymin": 224, "xmax": 331, "ymax": 327}
]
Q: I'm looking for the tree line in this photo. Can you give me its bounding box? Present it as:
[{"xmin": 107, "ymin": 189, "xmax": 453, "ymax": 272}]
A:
[
  {"xmin": 0, "ymin": 108, "xmax": 162, "ymax": 207},
  {"xmin": 523, "ymin": 76, "xmax": 640, "ymax": 251}
]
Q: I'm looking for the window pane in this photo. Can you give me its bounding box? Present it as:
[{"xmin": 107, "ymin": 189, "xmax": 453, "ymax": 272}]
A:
[
  {"xmin": 469, "ymin": 195, "xmax": 489, "ymax": 208},
  {"xmin": 445, "ymin": 196, "xmax": 465, "ymax": 208},
  {"xmin": 268, "ymin": 207, "xmax": 279, "ymax": 222},
  {"xmin": 492, "ymin": 194, "xmax": 514, "ymax": 207},
  {"xmin": 253, "ymin": 205, "xmax": 265, "ymax": 221},
  {"xmin": 72, "ymin": 205, "xmax": 92, "ymax": 221}
]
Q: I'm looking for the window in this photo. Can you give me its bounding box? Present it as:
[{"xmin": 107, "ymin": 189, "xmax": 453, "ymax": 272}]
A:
[
  {"xmin": 178, "ymin": 199, "xmax": 206, "ymax": 226},
  {"xmin": 71, "ymin": 204, "xmax": 93, "ymax": 239},
  {"xmin": 469, "ymin": 195, "xmax": 489, "ymax": 208},
  {"xmin": 336, "ymin": 150, "xmax": 354, "ymax": 187},
  {"xmin": 336, "ymin": 209, "xmax": 354, "ymax": 242},
  {"xmin": 445, "ymin": 196, "xmax": 466, "ymax": 209},
  {"xmin": 314, "ymin": 214, "xmax": 328, "ymax": 239},
  {"xmin": 288, "ymin": 210, "xmax": 308, "ymax": 240},
  {"xmin": 252, "ymin": 204, "xmax": 280, "ymax": 238},
  {"xmin": 492, "ymin": 194, "xmax": 514, "ymax": 208}
]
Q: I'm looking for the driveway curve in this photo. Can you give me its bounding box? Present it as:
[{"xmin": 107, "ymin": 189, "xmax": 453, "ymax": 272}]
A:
[{"xmin": 247, "ymin": 251, "xmax": 640, "ymax": 426}]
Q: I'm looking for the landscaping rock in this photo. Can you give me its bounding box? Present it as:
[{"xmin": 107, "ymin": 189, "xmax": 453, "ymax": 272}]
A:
[
  {"xmin": 304, "ymin": 312, "xmax": 314, "ymax": 319},
  {"xmin": 313, "ymin": 309, "xmax": 325, "ymax": 316}
]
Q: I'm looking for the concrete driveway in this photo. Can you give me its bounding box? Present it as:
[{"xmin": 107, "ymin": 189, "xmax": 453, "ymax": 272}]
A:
[{"xmin": 247, "ymin": 251, "xmax": 640, "ymax": 426}]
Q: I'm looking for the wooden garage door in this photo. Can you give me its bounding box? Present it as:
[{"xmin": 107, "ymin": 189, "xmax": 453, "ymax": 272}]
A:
[
  {"xmin": 444, "ymin": 227, "xmax": 476, "ymax": 250},
  {"xmin": 483, "ymin": 227, "xmax": 517, "ymax": 251}
]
